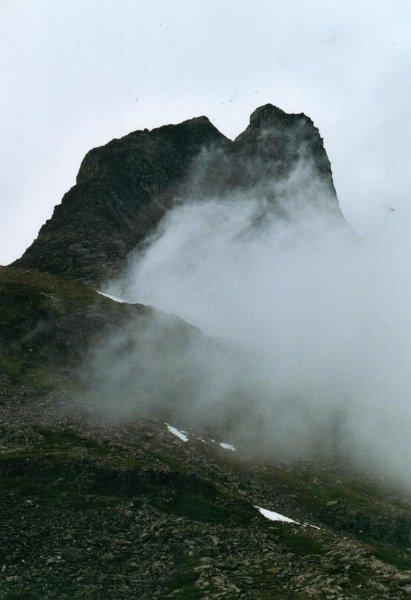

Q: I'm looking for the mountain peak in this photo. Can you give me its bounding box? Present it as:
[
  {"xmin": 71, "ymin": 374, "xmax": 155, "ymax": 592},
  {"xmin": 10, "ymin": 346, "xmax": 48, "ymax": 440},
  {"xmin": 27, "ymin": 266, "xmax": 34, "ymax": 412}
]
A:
[
  {"xmin": 248, "ymin": 103, "xmax": 311, "ymax": 127},
  {"xmin": 249, "ymin": 103, "xmax": 287, "ymax": 123},
  {"xmin": 14, "ymin": 105, "xmax": 343, "ymax": 284}
]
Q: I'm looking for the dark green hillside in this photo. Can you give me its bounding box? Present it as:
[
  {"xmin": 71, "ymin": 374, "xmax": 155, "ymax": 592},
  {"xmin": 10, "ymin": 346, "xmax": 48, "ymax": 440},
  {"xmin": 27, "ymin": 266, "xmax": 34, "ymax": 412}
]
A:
[
  {"xmin": 0, "ymin": 268, "xmax": 410, "ymax": 599},
  {"xmin": 0, "ymin": 414, "xmax": 410, "ymax": 599},
  {"xmin": 1, "ymin": 266, "xmax": 410, "ymax": 599},
  {"xmin": 0, "ymin": 266, "xmax": 148, "ymax": 390}
]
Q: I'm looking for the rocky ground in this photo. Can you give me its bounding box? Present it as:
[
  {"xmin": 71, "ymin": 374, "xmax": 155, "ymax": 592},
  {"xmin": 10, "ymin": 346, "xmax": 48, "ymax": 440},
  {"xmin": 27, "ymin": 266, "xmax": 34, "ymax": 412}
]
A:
[{"xmin": 0, "ymin": 376, "xmax": 410, "ymax": 600}]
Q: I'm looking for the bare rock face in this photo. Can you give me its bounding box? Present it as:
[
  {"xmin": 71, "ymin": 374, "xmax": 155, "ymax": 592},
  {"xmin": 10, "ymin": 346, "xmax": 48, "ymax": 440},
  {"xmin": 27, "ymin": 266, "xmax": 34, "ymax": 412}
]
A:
[
  {"xmin": 235, "ymin": 104, "xmax": 336, "ymax": 186},
  {"xmin": 14, "ymin": 104, "xmax": 344, "ymax": 285},
  {"xmin": 14, "ymin": 117, "xmax": 227, "ymax": 284}
]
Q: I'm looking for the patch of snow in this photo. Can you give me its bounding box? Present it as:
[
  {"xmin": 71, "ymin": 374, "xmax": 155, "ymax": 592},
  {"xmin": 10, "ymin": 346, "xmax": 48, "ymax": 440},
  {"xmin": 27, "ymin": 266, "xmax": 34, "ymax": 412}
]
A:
[
  {"xmin": 255, "ymin": 506, "xmax": 299, "ymax": 524},
  {"xmin": 255, "ymin": 507, "xmax": 321, "ymax": 529},
  {"xmin": 97, "ymin": 291, "xmax": 127, "ymax": 303},
  {"xmin": 165, "ymin": 423, "xmax": 189, "ymax": 442},
  {"xmin": 220, "ymin": 442, "xmax": 236, "ymax": 452},
  {"xmin": 303, "ymin": 523, "xmax": 321, "ymax": 530}
]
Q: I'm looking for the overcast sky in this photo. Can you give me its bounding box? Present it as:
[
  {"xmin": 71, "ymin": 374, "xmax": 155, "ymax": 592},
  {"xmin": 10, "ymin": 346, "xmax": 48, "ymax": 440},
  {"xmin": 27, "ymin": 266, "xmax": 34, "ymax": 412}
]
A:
[{"xmin": 1, "ymin": 0, "xmax": 411, "ymax": 264}]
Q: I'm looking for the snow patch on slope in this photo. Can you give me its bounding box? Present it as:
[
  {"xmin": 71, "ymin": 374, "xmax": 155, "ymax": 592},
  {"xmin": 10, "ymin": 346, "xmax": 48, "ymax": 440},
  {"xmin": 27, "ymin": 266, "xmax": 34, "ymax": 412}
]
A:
[
  {"xmin": 255, "ymin": 506, "xmax": 299, "ymax": 524},
  {"xmin": 165, "ymin": 423, "xmax": 189, "ymax": 442},
  {"xmin": 163, "ymin": 424, "xmax": 236, "ymax": 450},
  {"xmin": 219, "ymin": 442, "xmax": 236, "ymax": 451},
  {"xmin": 255, "ymin": 506, "xmax": 321, "ymax": 529},
  {"xmin": 97, "ymin": 291, "xmax": 127, "ymax": 303}
]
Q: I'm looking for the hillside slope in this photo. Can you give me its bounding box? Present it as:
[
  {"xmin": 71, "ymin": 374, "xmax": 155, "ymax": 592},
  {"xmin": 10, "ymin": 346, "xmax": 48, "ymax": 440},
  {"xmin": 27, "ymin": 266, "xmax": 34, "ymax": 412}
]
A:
[{"xmin": 0, "ymin": 267, "xmax": 410, "ymax": 599}]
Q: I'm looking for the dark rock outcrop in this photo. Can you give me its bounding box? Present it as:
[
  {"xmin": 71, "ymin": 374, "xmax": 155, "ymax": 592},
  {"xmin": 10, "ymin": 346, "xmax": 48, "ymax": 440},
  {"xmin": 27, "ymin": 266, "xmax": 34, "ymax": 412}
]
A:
[
  {"xmin": 14, "ymin": 117, "xmax": 227, "ymax": 284},
  {"xmin": 14, "ymin": 104, "xmax": 344, "ymax": 285},
  {"xmin": 235, "ymin": 104, "xmax": 336, "ymax": 190}
]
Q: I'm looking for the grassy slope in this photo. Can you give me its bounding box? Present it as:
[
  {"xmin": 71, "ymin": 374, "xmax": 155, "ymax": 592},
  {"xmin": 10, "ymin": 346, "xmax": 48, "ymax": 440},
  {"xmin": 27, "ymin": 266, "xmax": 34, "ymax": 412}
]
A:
[
  {"xmin": 0, "ymin": 423, "xmax": 410, "ymax": 598},
  {"xmin": 0, "ymin": 266, "xmax": 410, "ymax": 598},
  {"xmin": 0, "ymin": 265, "xmax": 148, "ymax": 390}
]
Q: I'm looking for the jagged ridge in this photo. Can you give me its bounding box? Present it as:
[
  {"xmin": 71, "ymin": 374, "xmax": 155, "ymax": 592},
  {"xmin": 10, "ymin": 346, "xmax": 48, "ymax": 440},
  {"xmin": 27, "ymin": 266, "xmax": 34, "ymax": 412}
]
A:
[{"xmin": 14, "ymin": 105, "xmax": 344, "ymax": 285}]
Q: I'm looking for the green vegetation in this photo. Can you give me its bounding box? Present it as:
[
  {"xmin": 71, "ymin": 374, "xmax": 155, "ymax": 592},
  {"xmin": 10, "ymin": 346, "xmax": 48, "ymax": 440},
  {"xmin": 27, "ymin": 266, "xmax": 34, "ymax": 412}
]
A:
[
  {"xmin": 173, "ymin": 588, "xmax": 205, "ymax": 600},
  {"xmin": 0, "ymin": 426, "xmax": 255, "ymax": 526},
  {"xmin": 4, "ymin": 593, "xmax": 42, "ymax": 600},
  {"xmin": 168, "ymin": 555, "xmax": 203, "ymax": 599},
  {"xmin": 365, "ymin": 540, "xmax": 411, "ymax": 570},
  {"xmin": 1, "ymin": 266, "xmax": 410, "ymax": 598},
  {"xmin": 257, "ymin": 462, "xmax": 411, "ymax": 542},
  {"xmin": 265, "ymin": 522, "xmax": 323, "ymax": 556},
  {"xmin": 0, "ymin": 266, "xmax": 147, "ymax": 395},
  {"xmin": 250, "ymin": 461, "xmax": 411, "ymax": 573}
]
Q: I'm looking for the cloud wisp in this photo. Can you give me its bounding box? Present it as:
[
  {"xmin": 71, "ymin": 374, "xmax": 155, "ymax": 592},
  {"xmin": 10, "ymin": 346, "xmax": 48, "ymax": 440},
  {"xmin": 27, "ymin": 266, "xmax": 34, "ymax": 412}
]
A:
[{"xmin": 87, "ymin": 145, "xmax": 411, "ymax": 490}]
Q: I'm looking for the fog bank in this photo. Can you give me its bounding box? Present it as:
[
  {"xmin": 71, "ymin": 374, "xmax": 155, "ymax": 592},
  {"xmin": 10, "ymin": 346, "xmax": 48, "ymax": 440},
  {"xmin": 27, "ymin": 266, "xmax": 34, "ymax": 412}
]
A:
[{"xmin": 92, "ymin": 151, "xmax": 411, "ymax": 489}]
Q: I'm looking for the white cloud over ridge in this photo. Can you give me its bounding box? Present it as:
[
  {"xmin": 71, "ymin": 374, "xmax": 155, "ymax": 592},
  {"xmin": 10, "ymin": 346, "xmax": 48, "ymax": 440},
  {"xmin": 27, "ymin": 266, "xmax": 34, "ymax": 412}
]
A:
[{"xmin": 90, "ymin": 147, "xmax": 411, "ymax": 491}]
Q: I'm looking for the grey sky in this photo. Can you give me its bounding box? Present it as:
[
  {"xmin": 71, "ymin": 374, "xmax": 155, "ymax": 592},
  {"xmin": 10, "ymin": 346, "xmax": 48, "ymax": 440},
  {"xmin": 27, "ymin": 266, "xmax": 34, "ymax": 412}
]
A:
[{"xmin": 2, "ymin": 0, "xmax": 411, "ymax": 263}]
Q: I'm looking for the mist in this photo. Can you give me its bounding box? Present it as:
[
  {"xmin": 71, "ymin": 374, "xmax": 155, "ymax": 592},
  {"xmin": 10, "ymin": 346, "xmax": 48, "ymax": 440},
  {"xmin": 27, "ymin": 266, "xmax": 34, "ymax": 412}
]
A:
[{"xmin": 89, "ymin": 147, "xmax": 411, "ymax": 490}]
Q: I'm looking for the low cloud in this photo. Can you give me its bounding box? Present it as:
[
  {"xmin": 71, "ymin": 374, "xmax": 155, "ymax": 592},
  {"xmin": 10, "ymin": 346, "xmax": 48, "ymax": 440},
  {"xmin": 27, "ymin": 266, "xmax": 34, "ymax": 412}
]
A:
[{"xmin": 86, "ymin": 147, "xmax": 411, "ymax": 490}]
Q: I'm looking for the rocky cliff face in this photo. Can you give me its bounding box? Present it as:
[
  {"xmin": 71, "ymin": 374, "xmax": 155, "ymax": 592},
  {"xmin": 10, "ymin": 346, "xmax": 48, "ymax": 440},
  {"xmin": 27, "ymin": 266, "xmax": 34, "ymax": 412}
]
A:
[
  {"xmin": 14, "ymin": 117, "xmax": 227, "ymax": 284},
  {"xmin": 14, "ymin": 105, "xmax": 344, "ymax": 285}
]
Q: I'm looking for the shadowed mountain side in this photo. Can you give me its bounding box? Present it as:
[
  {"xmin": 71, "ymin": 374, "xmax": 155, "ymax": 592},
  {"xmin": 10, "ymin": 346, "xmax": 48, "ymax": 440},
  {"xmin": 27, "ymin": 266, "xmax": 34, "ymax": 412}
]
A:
[
  {"xmin": 14, "ymin": 118, "xmax": 227, "ymax": 285},
  {"xmin": 14, "ymin": 105, "xmax": 345, "ymax": 285},
  {"xmin": 234, "ymin": 105, "xmax": 338, "ymax": 205},
  {"xmin": 0, "ymin": 266, "xmax": 207, "ymax": 395}
]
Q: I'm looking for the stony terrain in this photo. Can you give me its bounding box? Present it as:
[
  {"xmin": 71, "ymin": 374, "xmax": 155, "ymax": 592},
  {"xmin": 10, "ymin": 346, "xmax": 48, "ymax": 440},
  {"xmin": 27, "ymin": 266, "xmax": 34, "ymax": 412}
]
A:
[
  {"xmin": 0, "ymin": 376, "xmax": 410, "ymax": 600},
  {"xmin": 0, "ymin": 266, "xmax": 410, "ymax": 599}
]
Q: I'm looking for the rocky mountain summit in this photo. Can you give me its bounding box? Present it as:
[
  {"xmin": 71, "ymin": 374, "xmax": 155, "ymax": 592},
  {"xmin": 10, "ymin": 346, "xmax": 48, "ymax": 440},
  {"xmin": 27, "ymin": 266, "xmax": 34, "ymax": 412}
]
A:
[{"xmin": 14, "ymin": 105, "xmax": 344, "ymax": 285}]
